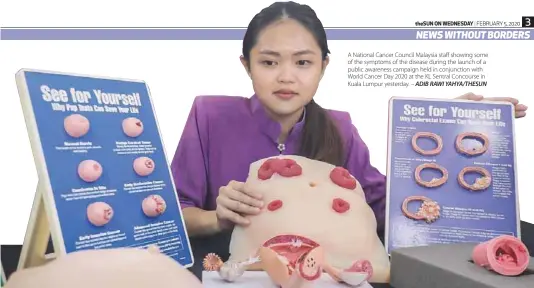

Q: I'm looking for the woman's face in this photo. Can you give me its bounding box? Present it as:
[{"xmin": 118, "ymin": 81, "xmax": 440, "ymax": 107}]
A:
[{"xmin": 242, "ymin": 18, "xmax": 328, "ymax": 119}]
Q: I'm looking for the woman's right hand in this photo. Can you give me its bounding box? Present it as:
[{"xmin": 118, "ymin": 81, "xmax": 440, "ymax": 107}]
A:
[{"xmin": 215, "ymin": 180, "xmax": 264, "ymax": 229}]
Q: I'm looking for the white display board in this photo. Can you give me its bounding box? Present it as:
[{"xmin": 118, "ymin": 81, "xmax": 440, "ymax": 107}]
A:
[{"xmin": 202, "ymin": 271, "xmax": 372, "ymax": 288}]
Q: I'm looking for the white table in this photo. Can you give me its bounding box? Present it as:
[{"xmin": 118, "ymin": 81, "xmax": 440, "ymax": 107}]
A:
[{"xmin": 202, "ymin": 271, "xmax": 372, "ymax": 287}]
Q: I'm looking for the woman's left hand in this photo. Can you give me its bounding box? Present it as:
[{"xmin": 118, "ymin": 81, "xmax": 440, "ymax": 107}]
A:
[{"xmin": 456, "ymin": 92, "xmax": 528, "ymax": 118}]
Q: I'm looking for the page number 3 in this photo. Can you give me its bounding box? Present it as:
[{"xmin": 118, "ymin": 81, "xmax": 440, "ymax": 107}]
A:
[{"xmin": 522, "ymin": 16, "xmax": 533, "ymax": 27}]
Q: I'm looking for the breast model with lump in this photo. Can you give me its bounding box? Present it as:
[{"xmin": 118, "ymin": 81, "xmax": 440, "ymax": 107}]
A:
[
  {"xmin": 228, "ymin": 155, "xmax": 391, "ymax": 284},
  {"xmin": 3, "ymin": 247, "xmax": 202, "ymax": 288}
]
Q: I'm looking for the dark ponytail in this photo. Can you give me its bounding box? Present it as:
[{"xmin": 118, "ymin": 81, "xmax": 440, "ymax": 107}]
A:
[
  {"xmin": 299, "ymin": 100, "xmax": 345, "ymax": 166},
  {"xmin": 243, "ymin": 1, "xmax": 346, "ymax": 166}
]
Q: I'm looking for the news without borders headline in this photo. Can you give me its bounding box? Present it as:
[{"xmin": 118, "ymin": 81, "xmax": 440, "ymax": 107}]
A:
[
  {"xmin": 415, "ymin": 30, "xmax": 530, "ymax": 40},
  {"xmin": 39, "ymin": 85, "xmax": 143, "ymax": 114},
  {"xmin": 401, "ymin": 104, "xmax": 507, "ymax": 127}
]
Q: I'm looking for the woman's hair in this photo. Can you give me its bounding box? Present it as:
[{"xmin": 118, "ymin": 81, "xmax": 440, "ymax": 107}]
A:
[{"xmin": 242, "ymin": 1, "xmax": 346, "ymax": 167}]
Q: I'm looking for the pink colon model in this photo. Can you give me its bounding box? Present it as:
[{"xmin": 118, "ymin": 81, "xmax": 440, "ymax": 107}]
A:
[
  {"xmin": 78, "ymin": 160, "xmax": 103, "ymax": 182},
  {"xmin": 122, "ymin": 117, "xmax": 144, "ymax": 137},
  {"xmin": 142, "ymin": 195, "xmax": 167, "ymax": 217},
  {"xmin": 472, "ymin": 235, "xmax": 530, "ymax": 276},
  {"xmin": 87, "ymin": 202, "xmax": 113, "ymax": 226},
  {"xmin": 133, "ymin": 157, "xmax": 155, "ymax": 176},
  {"xmin": 64, "ymin": 114, "xmax": 90, "ymax": 138}
]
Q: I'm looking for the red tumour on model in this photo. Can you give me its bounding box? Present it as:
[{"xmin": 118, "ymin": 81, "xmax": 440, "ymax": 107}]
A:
[
  {"xmin": 346, "ymin": 260, "xmax": 374, "ymax": 281},
  {"xmin": 258, "ymin": 159, "xmax": 276, "ymax": 180},
  {"xmin": 267, "ymin": 199, "xmax": 283, "ymax": 211},
  {"xmin": 277, "ymin": 159, "xmax": 303, "ymax": 177},
  {"xmin": 258, "ymin": 158, "xmax": 303, "ymax": 180},
  {"xmin": 330, "ymin": 167, "xmax": 357, "ymax": 190},
  {"xmin": 332, "ymin": 198, "xmax": 350, "ymax": 213}
]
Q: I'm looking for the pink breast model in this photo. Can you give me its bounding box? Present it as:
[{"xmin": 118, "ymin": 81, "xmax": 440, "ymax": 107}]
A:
[
  {"xmin": 472, "ymin": 235, "xmax": 530, "ymax": 276},
  {"xmin": 142, "ymin": 195, "xmax": 167, "ymax": 217},
  {"xmin": 204, "ymin": 155, "xmax": 391, "ymax": 287},
  {"xmin": 3, "ymin": 247, "xmax": 203, "ymax": 288},
  {"xmin": 122, "ymin": 117, "xmax": 144, "ymax": 137},
  {"xmin": 77, "ymin": 160, "xmax": 103, "ymax": 182},
  {"xmin": 133, "ymin": 157, "xmax": 155, "ymax": 176},
  {"xmin": 64, "ymin": 114, "xmax": 90, "ymax": 138},
  {"xmin": 86, "ymin": 202, "xmax": 113, "ymax": 226}
]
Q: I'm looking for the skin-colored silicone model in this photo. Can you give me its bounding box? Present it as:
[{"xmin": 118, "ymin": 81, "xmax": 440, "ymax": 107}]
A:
[
  {"xmin": 456, "ymin": 132, "xmax": 489, "ymax": 156},
  {"xmin": 78, "ymin": 160, "xmax": 103, "ymax": 182},
  {"xmin": 142, "ymin": 195, "xmax": 167, "ymax": 217},
  {"xmin": 203, "ymin": 155, "xmax": 390, "ymax": 287},
  {"xmin": 64, "ymin": 114, "xmax": 90, "ymax": 138},
  {"xmin": 133, "ymin": 157, "xmax": 155, "ymax": 176},
  {"xmin": 86, "ymin": 202, "xmax": 113, "ymax": 226},
  {"xmin": 458, "ymin": 166, "xmax": 492, "ymax": 191},
  {"xmin": 1, "ymin": 246, "xmax": 204, "ymax": 288},
  {"xmin": 472, "ymin": 235, "xmax": 530, "ymax": 276},
  {"xmin": 401, "ymin": 196, "xmax": 440, "ymax": 223},
  {"xmin": 414, "ymin": 163, "xmax": 448, "ymax": 188},
  {"xmin": 122, "ymin": 117, "xmax": 144, "ymax": 137},
  {"xmin": 411, "ymin": 132, "xmax": 443, "ymax": 156}
]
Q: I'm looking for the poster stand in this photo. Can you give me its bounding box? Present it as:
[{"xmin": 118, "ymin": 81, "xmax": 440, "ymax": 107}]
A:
[
  {"xmin": 17, "ymin": 182, "xmax": 58, "ymax": 270},
  {"xmin": 14, "ymin": 68, "xmax": 194, "ymax": 271}
]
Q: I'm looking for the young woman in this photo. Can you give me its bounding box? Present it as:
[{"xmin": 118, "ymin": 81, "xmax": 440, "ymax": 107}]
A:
[{"xmin": 170, "ymin": 0, "xmax": 527, "ymax": 266}]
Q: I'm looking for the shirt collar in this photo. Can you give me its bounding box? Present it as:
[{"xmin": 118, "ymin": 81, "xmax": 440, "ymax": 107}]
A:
[{"xmin": 250, "ymin": 94, "xmax": 306, "ymax": 143}]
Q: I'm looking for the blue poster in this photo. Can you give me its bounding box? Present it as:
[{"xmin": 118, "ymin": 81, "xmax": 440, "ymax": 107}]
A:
[
  {"xmin": 385, "ymin": 97, "xmax": 519, "ymax": 253},
  {"xmin": 18, "ymin": 69, "xmax": 193, "ymax": 267}
]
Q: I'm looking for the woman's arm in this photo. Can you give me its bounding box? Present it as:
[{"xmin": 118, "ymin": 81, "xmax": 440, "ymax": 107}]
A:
[
  {"xmin": 181, "ymin": 207, "xmax": 220, "ymax": 237},
  {"xmin": 170, "ymin": 96, "xmax": 221, "ymax": 237}
]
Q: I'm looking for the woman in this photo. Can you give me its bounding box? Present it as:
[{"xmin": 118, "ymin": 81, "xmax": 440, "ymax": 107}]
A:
[{"xmin": 170, "ymin": 0, "xmax": 527, "ymax": 270}]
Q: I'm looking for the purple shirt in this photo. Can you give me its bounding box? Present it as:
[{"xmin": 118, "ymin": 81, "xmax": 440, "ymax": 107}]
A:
[{"xmin": 170, "ymin": 95, "xmax": 387, "ymax": 232}]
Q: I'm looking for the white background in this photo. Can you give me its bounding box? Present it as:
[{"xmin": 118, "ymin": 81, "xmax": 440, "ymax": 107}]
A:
[{"xmin": 0, "ymin": 0, "xmax": 533, "ymax": 244}]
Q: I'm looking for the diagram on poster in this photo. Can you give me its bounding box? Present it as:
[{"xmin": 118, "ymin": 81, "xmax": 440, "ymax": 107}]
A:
[
  {"xmin": 15, "ymin": 69, "xmax": 193, "ymax": 268},
  {"xmin": 385, "ymin": 97, "xmax": 520, "ymax": 253}
]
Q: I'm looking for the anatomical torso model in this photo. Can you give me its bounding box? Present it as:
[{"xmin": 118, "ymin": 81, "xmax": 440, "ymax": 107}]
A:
[{"xmin": 204, "ymin": 155, "xmax": 391, "ymax": 287}]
